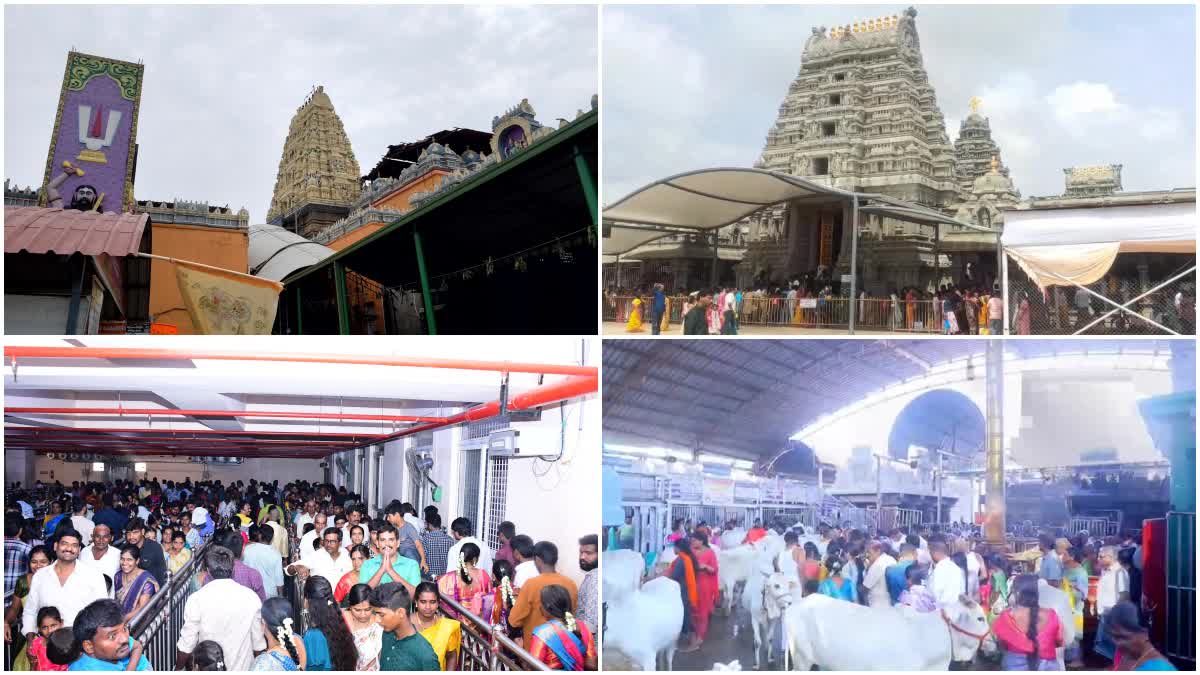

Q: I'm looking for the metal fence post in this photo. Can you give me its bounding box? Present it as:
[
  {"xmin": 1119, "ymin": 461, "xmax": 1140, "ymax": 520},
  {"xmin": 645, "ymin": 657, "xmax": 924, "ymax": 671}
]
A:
[
  {"xmin": 333, "ymin": 261, "xmax": 349, "ymax": 335},
  {"xmin": 295, "ymin": 285, "xmax": 303, "ymax": 335},
  {"xmin": 413, "ymin": 230, "xmax": 438, "ymax": 335},
  {"xmin": 848, "ymin": 194, "xmax": 859, "ymax": 334},
  {"xmin": 572, "ymin": 145, "xmax": 598, "ymax": 238}
]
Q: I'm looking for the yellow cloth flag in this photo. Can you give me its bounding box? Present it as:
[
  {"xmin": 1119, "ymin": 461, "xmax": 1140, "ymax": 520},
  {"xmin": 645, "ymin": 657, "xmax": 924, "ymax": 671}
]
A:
[{"xmin": 175, "ymin": 259, "xmax": 283, "ymax": 334}]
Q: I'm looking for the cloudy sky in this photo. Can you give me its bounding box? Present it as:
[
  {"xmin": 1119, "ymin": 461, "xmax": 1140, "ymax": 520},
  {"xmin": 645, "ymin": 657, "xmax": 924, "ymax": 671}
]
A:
[
  {"xmin": 603, "ymin": 4, "xmax": 1195, "ymax": 203},
  {"xmin": 5, "ymin": 5, "xmax": 597, "ymax": 222}
]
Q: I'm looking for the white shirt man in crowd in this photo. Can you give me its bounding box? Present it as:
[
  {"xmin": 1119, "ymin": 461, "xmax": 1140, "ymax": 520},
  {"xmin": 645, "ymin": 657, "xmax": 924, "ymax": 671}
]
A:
[
  {"xmin": 242, "ymin": 525, "xmax": 284, "ymax": 599},
  {"xmin": 294, "ymin": 499, "xmax": 317, "ymax": 533},
  {"xmin": 929, "ymin": 541, "xmax": 965, "ymax": 608},
  {"xmin": 177, "ymin": 544, "xmax": 265, "ymax": 671},
  {"xmin": 511, "ymin": 534, "xmax": 539, "ymax": 587},
  {"xmin": 78, "ymin": 524, "xmax": 122, "ymax": 585},
  {"xmin": 69, "ymin": 498, "xmax": 94, "ymax": 547},
  {"xmin": 288, "ymin": 527, "xmax": 353, "ymax": 585},
  {"xmin": 21, "ymin": 528, "xmax": 107, "ymax": 637},
  {"xmin": 446, "ymin": 517, "xmax": 493, "ymax": 580},
  {"xmin": 340, "ymin": 506, "xmax": 370, "ymax": 547},
  {"xmin": 299, "ymin": 513, "xmax": 329, "ymax": 554},
  {"xmin": 862, "ymin": 541, "xmax": 897, "ymax": 609},
  {"xmin": 1095, "ymin": 545, "xmax": 1130, "ymax": 662}
]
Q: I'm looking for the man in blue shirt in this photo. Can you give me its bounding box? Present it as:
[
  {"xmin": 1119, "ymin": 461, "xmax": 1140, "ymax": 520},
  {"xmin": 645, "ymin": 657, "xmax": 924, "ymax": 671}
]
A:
[
  {"xmin": 91, "ymin": 495, "xmax": 128, "ymax": 541},
  {"xmin": 68, "ymin": 599, "xmax": 151, "ymax": 670},
  {"xmin": 650, "ymin": 283, "xmax": 666, "ymax": 335},
  {"xmin": 885, "ymin": 543, "xmax": 917, "ymax": 604}
]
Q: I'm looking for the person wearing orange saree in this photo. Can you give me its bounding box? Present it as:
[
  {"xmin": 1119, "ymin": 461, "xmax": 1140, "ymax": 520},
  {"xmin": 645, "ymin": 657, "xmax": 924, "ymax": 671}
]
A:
[
  {"xmin": 663, "ymin": 538, "xmax": 700, "ymax": 652},
  {"xmin": 689, "ymin": 531, "xmax": 719, "ymax": 645},
  {"xmin": 906, "ymin": 289, "xmax": 916, "ymax": 328}
]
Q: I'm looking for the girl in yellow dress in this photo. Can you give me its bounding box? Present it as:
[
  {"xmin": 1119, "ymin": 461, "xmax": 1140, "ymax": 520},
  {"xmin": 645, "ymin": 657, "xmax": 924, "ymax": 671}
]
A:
[
  {"xmin": 625, "ymin": 296, "xmax": 645, "ymax": 332},
  {"xmin": 412, "ymin": 581, "xmax": 462, "ymax": 671}
]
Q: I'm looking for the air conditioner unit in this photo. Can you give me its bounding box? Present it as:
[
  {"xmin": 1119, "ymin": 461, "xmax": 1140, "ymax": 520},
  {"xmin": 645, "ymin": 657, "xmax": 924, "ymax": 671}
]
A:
[{"xmin": 486, "ymin": 422, "xmax": 563, "ymax": 459}]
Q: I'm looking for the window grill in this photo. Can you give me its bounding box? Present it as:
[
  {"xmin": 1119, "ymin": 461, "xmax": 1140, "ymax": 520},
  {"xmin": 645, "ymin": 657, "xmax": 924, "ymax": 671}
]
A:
[
  {"xmin": 461, "ymin": 447, "xmax": 483, "ymax": 528},
  {"xmin": 484, "ymin": 457, "xmax": 509, "ymax": 550}
]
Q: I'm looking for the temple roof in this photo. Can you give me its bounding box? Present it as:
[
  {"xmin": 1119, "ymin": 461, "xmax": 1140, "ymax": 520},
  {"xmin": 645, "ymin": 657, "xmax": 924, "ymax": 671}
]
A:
[{"xmin": 363, "ymin": 128, "xmax": 493, "ymax": 182}]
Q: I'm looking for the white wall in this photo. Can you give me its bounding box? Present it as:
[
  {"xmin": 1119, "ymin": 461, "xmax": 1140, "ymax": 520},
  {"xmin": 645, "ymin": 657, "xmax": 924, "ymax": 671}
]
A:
[
  {"xmin": 23, "ymin": 454, "xmax": 324, "ymax": 486},
  {"xmin": 5, "ymin": 449, "xmax": 34, "ymax": 487}
]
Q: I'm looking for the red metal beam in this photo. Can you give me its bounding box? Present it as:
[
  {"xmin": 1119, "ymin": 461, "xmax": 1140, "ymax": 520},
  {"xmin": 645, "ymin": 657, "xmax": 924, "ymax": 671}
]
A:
[
  {"xmin": 19, "ymin": 448, "xmax": 328, "ymax": 459},
  {"xmin": 5, "ymin": 407, "xmax": 446, "ymax": 423},
  {"xmin": 4, "ymin": 426, "xmax": 387, "ymax": 439},
  {"xmin": 4, "ymin": 346, "xmax": 598, "ymax": 377},
  {"xmin": 3, "ymin": 436, "xmax": 358, "ymax": 448}
]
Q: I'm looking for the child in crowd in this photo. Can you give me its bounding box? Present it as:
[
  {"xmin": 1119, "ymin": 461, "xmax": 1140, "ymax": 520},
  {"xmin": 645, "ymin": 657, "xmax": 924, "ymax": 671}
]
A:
[
  {"xmin": 44, "ymin": 627, "xmax": 80, "ymax": 670},
  {"xmin": 27, "ymin": 607, "xmax": 70, "ymax": 671},
  {"xmin": 189, "ymin": 640, "xmax": 227, "ymax": 670}
]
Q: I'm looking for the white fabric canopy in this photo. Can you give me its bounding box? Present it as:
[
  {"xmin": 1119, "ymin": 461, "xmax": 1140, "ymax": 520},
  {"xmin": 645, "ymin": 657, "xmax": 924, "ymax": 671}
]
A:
[
  {"xmin": 602, "ymin": 225, "xmax": 678, "ymax": 256},
  {"xmin": 249, "ymin": 223, "xmax": 335, "ymax": 281},
  {"xmin": 1002, "ymin": 202, "xmax": 1195, "ymax": 287}
]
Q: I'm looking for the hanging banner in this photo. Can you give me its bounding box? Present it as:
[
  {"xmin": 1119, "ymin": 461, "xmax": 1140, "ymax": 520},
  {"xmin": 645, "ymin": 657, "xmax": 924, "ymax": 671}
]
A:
[
  {"xmin": 702, "ymin": 477, "xmax": 735, "ymax": 505},
  {"xmin": 734, "ymin": 481, "xmax": 761, "ymax": 504},
  {"xmin": 42, "ymin": 52, "xmax": 144, "ymax": 214},
  {"xmin": 669, "ymin": 475, "xmax": 703, "ymax": 502},
  {"xmin": 761, "ymin": 477, "xmax": 784, "ymax": 503},
  {"xmin": 174, "ymin": 259, "xmax": 284, "ymax": 334}
]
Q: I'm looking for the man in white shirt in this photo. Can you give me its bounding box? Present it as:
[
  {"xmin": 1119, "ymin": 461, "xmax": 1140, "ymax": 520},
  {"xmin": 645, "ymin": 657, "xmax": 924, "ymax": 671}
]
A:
[
  {"xmin": 176, "ymin": 544, "xmax": 265, "ymax": 671},
  {"xmin": 287, "ymin": 527, "xmax": 353, "ymax": 585},
  {"xmin": 862, "ymin": 541, "xmax": 897, "ymax": 609},
  {"xmin": 21, "ymin": 527, "xmax": 107, "ymax": 637},
  {"xmin": 340, "ymin": 506, "xmax": 370, "ymax": 547},
  {"xmin": 929, "ymin": 541, "xmax": 965, "ymax": 608},
  {"xmin": 511, "ymin": 534, "xmax": 539, "ymax": 587},
  {"xmin": 69, "ymin": 499, "xmax": 94, "ymax": 547},
  {"xmin": 298, "ymin": 513, "xmax": 328, "ymax": 555},
  {"xmin": 294, "ymin": 499, "xmax": 317, "ymax": 532},
  {"xmin": 446, "ymin": 517, "xmax": 493, "ymax": 581},
  {"xmin": 243, "ymin": 525, "xmax": 284, "ymax": 598},
  {"xmin": 78, "ymin": 524, "xmax": 121, "ymax": 586},
  {"xmin": 402, "ymin": 503, "xmax": 424, "ymax": 533},
  {"xmin": 1094, "ymin": 546, "xmax": 1129, "ymax": 662}
]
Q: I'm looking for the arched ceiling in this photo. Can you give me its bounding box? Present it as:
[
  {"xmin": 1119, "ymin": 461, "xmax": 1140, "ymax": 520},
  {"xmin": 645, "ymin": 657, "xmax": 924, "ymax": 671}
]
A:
[{"xmin": 603, "ymin": 339, "xmax": 1175, "ymax": 461}]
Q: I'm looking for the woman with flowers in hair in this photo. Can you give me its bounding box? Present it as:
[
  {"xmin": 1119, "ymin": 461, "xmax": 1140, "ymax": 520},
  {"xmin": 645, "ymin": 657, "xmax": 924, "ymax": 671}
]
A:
[
  {"xmin": 482, "ymin": 559, "xmax": 521, "ymax": 640},
  {"xmin": 529, "ymin": 584, "xmax": 597, "ymax": 671},
  {"xmin": 436, "ymin": 543, "xmax": 493, "ymax": 620},
  {"xmin": 412, "ymin": 581, "xmax": 462, "ymax": 671},
  {"xmin": 301, "ymin": 576, "xmax": 358, "ymax": 671},
  {"xmin": 251, "ymin": 597, "xmax": 306, "ymax": 671}
]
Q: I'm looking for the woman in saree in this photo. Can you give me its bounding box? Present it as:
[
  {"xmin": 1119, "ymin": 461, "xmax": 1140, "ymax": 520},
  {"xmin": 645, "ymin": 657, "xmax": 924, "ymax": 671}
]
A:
[
  {"xmin": 114, "ymin": 544, "xmax": 159, "ymax": 623},
  {"xmin": 412, "ymin": 581, "xmax": 462, "ymax": 671},
  {"xmin": 660, "ymin": 296, "xmax": 671, "ymax": 333},
  {"xmin": 528, "ymin": 584, "xmax": 597, "ymax": 671},
  {"xmin": 625, "ymin": 296, "xmax": 644, "ymax": 332},
  {"xmin": 689, "ymin": 531, "xmax": 719, "ymax": 646},
  {"xmin": 906, "ymin": 288, "xmax": 916, "ymax": 328},
  {"xmin": 341, "ymin": 583, "xmax": 383, "ymax": 671},
  {"xmin": 437, "ymin": 542, "xmax": 493, "ymax": 620},
  {"xmin": 1017, "ymin": 292, "xmax": 1033, "ymax": 335},
  {"xmin": 334, "ymin": 545, "xmax": 372, "ymax": 604},
  {"xmin": 662, "ymin": 537, "xmax": 699, "ymax": 652},
  {"xmin": 4, "ymin": 545, "xmax": 52, "ymax": 668},
  {"xmin": 483, "ymin": 559, "xmax": 522, "ymax": 641}
]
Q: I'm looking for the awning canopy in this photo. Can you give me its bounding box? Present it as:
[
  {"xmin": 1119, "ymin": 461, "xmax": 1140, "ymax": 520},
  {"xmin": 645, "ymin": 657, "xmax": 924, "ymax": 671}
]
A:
[
  {"xmin": 4, "ymin": 206, "xmax": 149, "ymax": 257},
  {"xmin": 603, "ymin": 168, "xmax": 852, "ymax": 230},
  {"xmin": 602, "ymin": 168, "xmax": 990, "ymax": 258},
  {"xmin": 1001, "ymin": 201, "xmax": 1196, "ymax": 287},
  {"xmin": 249, "ymin": 223, "xmax": 334, "ymax": 281}
]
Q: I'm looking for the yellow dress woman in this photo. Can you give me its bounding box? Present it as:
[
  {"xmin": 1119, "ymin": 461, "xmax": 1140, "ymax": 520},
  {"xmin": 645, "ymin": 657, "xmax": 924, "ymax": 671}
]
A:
[
  {"xmin": 626, "ymin": 297, "xmax": 645, "ymax": 332},
  {"xmin": 413, "ymin": 581, "xmax": 462, "ymax": 671},
  {"xmin": 659, "ymin": 297, "xmax": 671, "ymax": 333}
]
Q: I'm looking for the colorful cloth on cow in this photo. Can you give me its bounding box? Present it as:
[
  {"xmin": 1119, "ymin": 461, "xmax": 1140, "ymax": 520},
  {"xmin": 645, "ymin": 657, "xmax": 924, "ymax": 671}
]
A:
[
  {"xmin": 667, "ymin": 555, "xmax": 698, "ymax": 636},
  {"xmin": 743, "ymin": 528, "xmax": 767, "ymax": 545},
  {"xmin": 885, "ymin": 560, "xmax": 913, "ymax": 604},
  {"xmin": 693, "ymin": 545, "xmax": 719, "ymax": 641},
  {"xmin": 529, "ymin": 619, "xmax": 595, "ymax": 671},
  {"xmin": 993, "ymin": 608, "xmax": 1063, "ymax": 664},
  {"xmin": 819, "ymin": 576, "xmax": 857, "ymax": 603}
]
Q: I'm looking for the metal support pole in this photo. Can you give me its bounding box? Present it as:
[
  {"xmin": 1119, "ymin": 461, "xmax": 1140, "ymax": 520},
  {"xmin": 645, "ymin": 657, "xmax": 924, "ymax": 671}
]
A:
[
  {"xmin": 65, "ymin": 254, "xmax": 86, "ymax": 335},
  {"xmin": 333, "ymin": 261, "xmax": 349, "ymax": 335},
  {"xmin": 614, "ymin": 253, "xmax": 621, "ymax": 288},
  {"xmin": 572, "ymin": 145, "xmax": 598, "ymax": 238},
  {"xmin": 984, "ymin": 339, "xmax": 1006, "ymax": 546},
  {"xmin": 848, "ymin": 195, "xmax": 859, "ymax": 334},
  {"xmin": 937, "ymin": 451, "xmax": 943, "ymax": 525},
  {"xmin": 295, "ymin": 286, "xmax": 303, "ymax": 335},
  {"xmin": 933, "ymin": 223, "xmax": 941, "ymax": 291},
  {"xmin": 876, "ymin": 455, "xmax": 882, "ymax": 513},
  {"xmin": 413, "ymin": 230, "xmax": 438, "ymax": 335},
  {"xmin": 711, "ymin": 232, "xmax": 719, "ymax": 288},
  {"xmin": 1001, "ymin": 244, "xmax": 1011, "ymax": 336}
]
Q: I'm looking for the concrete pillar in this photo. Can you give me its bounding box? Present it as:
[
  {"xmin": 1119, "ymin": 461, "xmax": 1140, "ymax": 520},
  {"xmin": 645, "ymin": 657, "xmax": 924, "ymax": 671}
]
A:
[{"xmin": 984, "ymin": 340, "xmax": 1006, "ymax": 546}]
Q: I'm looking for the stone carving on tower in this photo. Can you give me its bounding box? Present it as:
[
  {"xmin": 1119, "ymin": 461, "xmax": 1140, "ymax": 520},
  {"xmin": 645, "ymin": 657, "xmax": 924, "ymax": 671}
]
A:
[
  {"xmin": 1063, "ymin": 164, "xmax": 1122, "ymax": 197},
  {"xmin": 740, "ymin": 7, "xmax": 962, "ymax": 290},
  {"xmin": 952, "ymin": 97, "xmax": 1014, "ymax": 194},
  {"xmin": 266, "ymin": 86, "xmax": 362, "ymax": 236}
]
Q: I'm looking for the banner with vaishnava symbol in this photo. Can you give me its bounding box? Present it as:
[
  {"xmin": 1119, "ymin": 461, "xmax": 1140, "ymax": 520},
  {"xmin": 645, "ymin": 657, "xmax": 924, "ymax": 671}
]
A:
[{"xmin": 173, "ymin": 259, "xmax": 283, "ymax": 334}]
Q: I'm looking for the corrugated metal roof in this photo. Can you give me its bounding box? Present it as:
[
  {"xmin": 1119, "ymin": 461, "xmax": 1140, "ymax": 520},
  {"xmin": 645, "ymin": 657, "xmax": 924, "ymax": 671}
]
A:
[
  {"xmin": 248, "ymin": 223, "xmax": 334, "ymax": 281},
  {"xmin": 4, "ymin": 206, "xmax": 149, "ymax": 256},
  {"xmin": 603, "ymin": 339, "xmax": 1175, "ymax": 460}
]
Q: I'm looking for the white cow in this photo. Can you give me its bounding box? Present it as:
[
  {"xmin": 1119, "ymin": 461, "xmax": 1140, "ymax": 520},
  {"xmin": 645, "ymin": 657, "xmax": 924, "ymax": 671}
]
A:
[
  {"xmin": 605, "ymin": 577, "xmax": 685, "ymax": 671},
  {"xmin": 603, "ymin": 549, "xmax": 645, "ymax": 605},
  {"xmin": 718, "ymin": 528, "xmax": 748, "ymax": 550},
  {"xmin": 784, "ymin": 593, "xmax": 997, "ymax": 671},
  {"xmin": 717, "ymin": 545, "xmax": 757, "ymax": 614},
  {"xmin": 742, "ymin": 570, "xmax": 797, "ymax": 669},
  {"xmin": 653, "ymin": 546, "xmax": 677, "ymax": 576}
]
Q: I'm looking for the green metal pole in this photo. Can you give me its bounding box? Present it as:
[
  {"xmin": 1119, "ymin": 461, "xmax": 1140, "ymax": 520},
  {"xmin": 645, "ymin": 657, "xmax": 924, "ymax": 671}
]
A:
[
  {"xmin": 333, "ymin": 261, "xmax": 349, "ymax": 335},
  {"xmin": 572, "ymin": 146, "xmax": 598, "ymax": 234},
  {"xmin": 295, "ymin": 286, "xmax": 303, "ymax": 335},
  {"xmin": 413, "ymin": 230, "xmax": 438, "ymax": 335}
]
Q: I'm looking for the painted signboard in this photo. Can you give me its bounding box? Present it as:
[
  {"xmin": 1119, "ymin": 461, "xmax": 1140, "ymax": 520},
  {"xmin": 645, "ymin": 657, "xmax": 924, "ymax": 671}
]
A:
[
  {"xmin": 41, "ymin": 52, "xmax": 143, "ymax": 214},
  {"xmin": 702, "ymin": 477, "xmax": 735, "ymax": 505},
  {"xmin": 669, "ymin": 475, "xmax": 703, "ymax": 502}
]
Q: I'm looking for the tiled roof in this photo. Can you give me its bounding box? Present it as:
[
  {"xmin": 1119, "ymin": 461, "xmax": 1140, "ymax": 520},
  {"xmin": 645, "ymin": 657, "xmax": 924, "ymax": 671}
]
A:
[{"xmin": 4, "ymin": 206, "xmax": 149, "ymax": 256}]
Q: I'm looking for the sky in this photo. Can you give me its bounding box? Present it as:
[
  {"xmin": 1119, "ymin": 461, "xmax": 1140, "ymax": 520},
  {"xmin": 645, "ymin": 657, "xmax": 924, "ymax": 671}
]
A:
[
  {"xmin": 5, "ymin": 5, "xmax": 598, "ymax": 222},
  {"xmin": 603, "ymin": 4, "xmax": 1196, "ymax": 203}
]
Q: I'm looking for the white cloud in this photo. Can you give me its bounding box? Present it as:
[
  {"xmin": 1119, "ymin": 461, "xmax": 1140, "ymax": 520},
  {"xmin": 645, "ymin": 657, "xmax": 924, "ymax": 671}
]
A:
[{"xmin": 1046, "ymin": 81, "xmax": 1126, "ymax": 128}]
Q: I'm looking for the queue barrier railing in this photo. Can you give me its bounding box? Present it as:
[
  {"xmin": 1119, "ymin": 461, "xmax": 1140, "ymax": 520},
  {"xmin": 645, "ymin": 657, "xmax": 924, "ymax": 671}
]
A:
[
  {"xmin": 438, "ymin": 593, "xmax": 552, "ymax": 671},
  {"xmin": 603, "ymin": 295, "xmax": 944, "ymax": 333}
]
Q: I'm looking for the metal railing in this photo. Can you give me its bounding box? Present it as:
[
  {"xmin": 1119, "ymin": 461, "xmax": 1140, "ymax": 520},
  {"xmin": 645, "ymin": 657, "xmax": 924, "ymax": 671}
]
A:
[
  {"xmin": 438, "ymin": 593, "xmax": 551, "ymax": 671},
  {"xmin": 603, "ymin": 294, "xmax": 943, "ymax": 333},
  {"xmin": 1068, "ymin": 516, "xmax": 1119, "ymax": 537},
  {"xmin": 128, "ymin": 521, "xmax": 223, "ymax": 670}
]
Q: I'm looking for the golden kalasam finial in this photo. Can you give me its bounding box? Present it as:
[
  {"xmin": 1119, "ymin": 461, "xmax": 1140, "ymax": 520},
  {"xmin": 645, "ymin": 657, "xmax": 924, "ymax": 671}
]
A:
[
  {"xmin": 990, "ymin": 155, "xmax": 999, "ymax": 173},
  {"xmin": 969, "ymin": 96, "xmax": 982, "ymax": 114}
]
